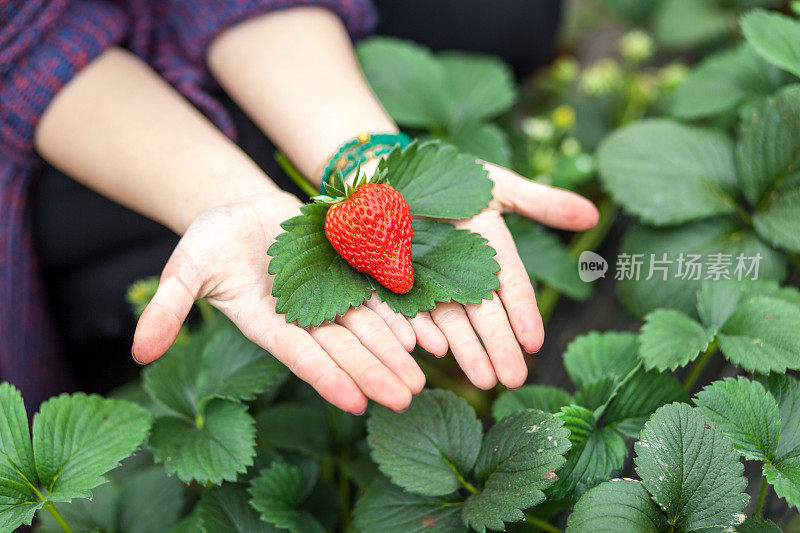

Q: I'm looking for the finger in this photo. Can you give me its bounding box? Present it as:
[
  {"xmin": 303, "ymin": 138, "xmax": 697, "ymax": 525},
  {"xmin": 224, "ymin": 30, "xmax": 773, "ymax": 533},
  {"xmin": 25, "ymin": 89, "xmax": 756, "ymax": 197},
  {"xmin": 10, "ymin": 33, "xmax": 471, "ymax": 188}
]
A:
[
  {"xmin": 309, "ymin": 322, "xmax": 413, "ymax": 412},
  {"xmin": 408, "ymin": 311, "xmax": 449, "ymax": 357},
  {"xmin": 132, "ymin": 248, "xmax": 200, "ymax": 364},
  {"xmin": 490, "ymin": 164, "xmax": 599, "ymax": 230},
  {"xmin": 465, "ymin": 294, "xmax": 527, "ymax": 389},
  {"xmin": 364, "ymin": 294, "xmax": 416, "ymax": 352},
  {"xmin": 336, "ymin": 307, "xmax": 426, "ymax": 394},
  {"xmin": 431, "ymin": 303, "xmax": 497, "ymax": 390},
  {"xmin": 233, "ymin": 296, "xmax": 368, "ymax": 415},
  {"xmin": 458, "ymin": 212, "xmax": 544, "ymax": 353}
]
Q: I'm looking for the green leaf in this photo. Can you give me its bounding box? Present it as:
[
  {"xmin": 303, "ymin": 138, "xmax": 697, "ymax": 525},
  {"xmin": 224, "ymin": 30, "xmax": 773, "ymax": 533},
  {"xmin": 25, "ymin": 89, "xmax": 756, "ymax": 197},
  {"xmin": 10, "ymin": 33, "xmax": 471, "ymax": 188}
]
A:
[
  {"xmin": 118, "ymin": 467, "xmax": 186, "ymax": 533},
  {"xmin": 267, "ymin": 202, "xmax": 373, "ymax": 327},
  {"xmin": 737, "ymin": 85, "xmax": 798, "ymax": 198},
  {"xmin": 254, "ymin": 403, "xmax": 331, "ymax": 457},
  {"xmin": 249, "ymin": 462, "xmax": 324, "ymax": 533},
  {"xmin": 41, "ymin": 465, "xmax": 186, "ymax": 533},
  {"xmin": 654, "ymin": 0, "xmax": 734, "ymax": 50},
  {"xmin": 505, "ymin": 216, "xmax": 593, "ymax": 301},
  {"xmin": 573, "ymin": 377, "xmax": 619, "ymax": 414},
  {"xmin": 638, "ymin": 309, "xmax": 715, "ymax": 371},
  {"xmin": 33, "ymin": 393, "xmax": 152, "ymax": 502},
  {"xmin": 755, "ymin": 373, "xmax": 800, "ymax": 457},
  {"xmin": 763, "ymin": 455, "xmax": 800, "ymax": 509},
  {"xmin": 695, "ymin": 376, "xmax": 800, "ymax": 509},
  {"xmin": 357, "ymin": 37, "xmax": 451, "ymax": 129},
  {"xmin": 550, "ymin": 406, "xmax": 627, "ymax": 499},
  {"xmin": 717, "ymin": 296, "xmax": 800, "ymax": 373},
  {"xmin": 379, "ymin": 141, "xmax": 493, "ymax": 219},
  {"xmin": 742, "ymin": 10, "xmax": 800, "ymax": 78},
  {"xmin": 567, "ymin": 479, "xmax": 669, "ymax": 532},
  {"xmin": 634, "ymin": 403, "xmax": 749, "ymax": 532},
  {"xmin": 737, "ymin": 86, "xmax": 800, "ymax": 253},
  {"xmin": 597, "ymin": 120, "xmax": 738, "ymax": 226},
  {"xmin": 562, "ymin": 331, "xmax": 639, "ymax": 388},
  {"xmin": 697, "ymin": 279, "xmax": 800, "ymax": 330},
  {"xmin": 198, "ymin": 484, "xmax": 277, "ymax": 533},
  {"xmin": 439, "ymin": 52, "xmax": 516, "ymax": 128},
  {"xmin": 736, "ymin": 516, "xmax": 782, "ymax": 533},
  {"xmin": 670, "ymin": 44, "xmax": 785, "ymax": 119},
  {"xmin": 616, "ymin": 218, "xmax": 787, "ymax": 318},
  {"xmin": 144, "ymin": 326, "xmax": 287, "ymax": 418},
  {"xmin": 695, "ymin": 377, "xmax": 780, "ymax": 462},
  {"xmin": 37, "ymin": 481, "xmax": 119, "ymax": 533},
  {"xmin": 492, "ymin": 386, "xmax": 572, "ymax": 421},
  {"xmin": 604, "ymin": 370, "xmax": 689, "ymax": 438},
  {"xmin": 0, "ymin": 383, "xmax": 39, "ymax": 532},
  {"xmin": 462, "ymin": 410, "xmax": 570, "ymax": 532},
  {"xmin": 373, "ymin": 220, "xmax": 500, "ymax": 317},
  {"xmin": 352, "ymin": 479, "xmax": 466, "ymax": 533},
  {"xmin": 167, "ymin": 513, "xmax": 202, "ymax": 533},
  {"xmin": 149, "ymin": 399, "xmax": 256, "ymax": 484},
  {"xmin": 446, "ymin": 123, "xmax": 511, "ymax": 166},
  {"xmin": 366, "ymin": 389, "xmax": 482, "ymax": 496}
]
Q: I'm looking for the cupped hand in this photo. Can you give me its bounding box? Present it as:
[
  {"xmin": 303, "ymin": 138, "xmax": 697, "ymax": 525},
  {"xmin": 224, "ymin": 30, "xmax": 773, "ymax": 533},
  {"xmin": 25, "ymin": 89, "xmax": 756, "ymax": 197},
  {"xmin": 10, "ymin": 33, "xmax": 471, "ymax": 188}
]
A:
[
  {"xmin": 423, "ymin": 162, "xmax": 599, "ymax": 391},
  {"xmin": 131, "ymin": 191, "xmax": 426, "ymax": 415}
]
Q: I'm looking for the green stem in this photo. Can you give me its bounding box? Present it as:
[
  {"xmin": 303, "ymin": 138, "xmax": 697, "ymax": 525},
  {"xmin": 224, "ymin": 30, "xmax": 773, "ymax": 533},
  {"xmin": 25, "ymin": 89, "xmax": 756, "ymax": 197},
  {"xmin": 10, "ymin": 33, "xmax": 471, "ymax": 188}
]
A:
[
  {"xmin": 684, "ymin": 338, "xmax": 718, "ymax": 392},
  {"xmin": 523, "ymin": 513, "xmax": 563, "ymax": 533},
  {"xmin": 459, "ymin": 476, "xmax": 480, "ymax": 495},
  {"xmin": 44, "ymin": 503, "xmax": 73, "ymax": 533},
  {"xmin": 537, "ymin": 196, "xmax": 618, "ymax": 325},
  {"xmin": 755, "ymin": 475, "xmax": 769, "ymax": 517},
  {"xmin": 274, "ymin": 151, "xmax": 318, "ymax": 197}
]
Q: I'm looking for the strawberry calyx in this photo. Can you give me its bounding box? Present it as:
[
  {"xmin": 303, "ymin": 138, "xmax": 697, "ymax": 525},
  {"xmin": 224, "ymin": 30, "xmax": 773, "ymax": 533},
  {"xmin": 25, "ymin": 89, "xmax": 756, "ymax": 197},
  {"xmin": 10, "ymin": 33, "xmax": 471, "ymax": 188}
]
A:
[{"xmin": 313, "ymin": 166, "xmax": 390, "ymax": 206}]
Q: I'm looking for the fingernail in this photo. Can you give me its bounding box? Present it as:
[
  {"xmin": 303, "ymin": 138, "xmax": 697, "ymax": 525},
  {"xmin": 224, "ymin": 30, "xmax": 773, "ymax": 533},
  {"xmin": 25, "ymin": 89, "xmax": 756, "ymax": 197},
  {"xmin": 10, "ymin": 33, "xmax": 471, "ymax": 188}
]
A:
[
  {"xmin": 523, "ymin": 347, "xmax": 539, "ymax": 355},
  {"xmin": 393, "ymin": 406, "xmax": 409, "ymax": 414},
  {"xmin": 508, "ymin": 384, "xmax": 523, "ymax": 391},
  {"xmin": 353, "ymin": 408, "xmax": 367, "ymax": 416},
  {"xmin": 131, "ymin": 346, "xmax": 143, "ymax": 365}
]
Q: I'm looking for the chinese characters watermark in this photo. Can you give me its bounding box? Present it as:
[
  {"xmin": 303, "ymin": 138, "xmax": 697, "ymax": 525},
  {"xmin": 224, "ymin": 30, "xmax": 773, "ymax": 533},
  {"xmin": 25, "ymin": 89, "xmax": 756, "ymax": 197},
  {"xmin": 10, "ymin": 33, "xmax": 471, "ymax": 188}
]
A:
[{"xmin": 578, "ymin": 252, "xmax": 763, "ymax": 282}]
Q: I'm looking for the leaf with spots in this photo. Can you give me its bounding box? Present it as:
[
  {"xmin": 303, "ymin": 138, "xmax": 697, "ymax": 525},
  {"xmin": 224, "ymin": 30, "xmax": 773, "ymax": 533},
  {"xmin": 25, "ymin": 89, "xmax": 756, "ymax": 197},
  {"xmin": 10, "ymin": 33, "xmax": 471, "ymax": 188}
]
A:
[{"xmin": 462, "ymin": 410, "xmax": 570, "ymax": 532}]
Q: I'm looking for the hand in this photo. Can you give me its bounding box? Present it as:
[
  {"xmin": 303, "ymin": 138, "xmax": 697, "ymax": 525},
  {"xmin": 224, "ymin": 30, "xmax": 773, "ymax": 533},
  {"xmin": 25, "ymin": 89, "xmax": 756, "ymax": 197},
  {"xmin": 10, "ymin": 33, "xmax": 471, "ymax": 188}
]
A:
[
  {"xmin": 425, "ymin": 163, "xmax": 599, "ymax": 390},
  {"xmin": 131, "ymin": 190, "xmax": 427, "ymax": 415}
]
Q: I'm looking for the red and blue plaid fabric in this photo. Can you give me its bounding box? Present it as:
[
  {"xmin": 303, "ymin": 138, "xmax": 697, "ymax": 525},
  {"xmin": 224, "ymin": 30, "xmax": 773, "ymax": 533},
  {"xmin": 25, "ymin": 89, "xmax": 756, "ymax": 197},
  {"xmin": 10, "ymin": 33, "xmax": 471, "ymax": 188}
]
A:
[{"xmin": 0, "ymin": 0, "xmax": 376, "ymax": 409}]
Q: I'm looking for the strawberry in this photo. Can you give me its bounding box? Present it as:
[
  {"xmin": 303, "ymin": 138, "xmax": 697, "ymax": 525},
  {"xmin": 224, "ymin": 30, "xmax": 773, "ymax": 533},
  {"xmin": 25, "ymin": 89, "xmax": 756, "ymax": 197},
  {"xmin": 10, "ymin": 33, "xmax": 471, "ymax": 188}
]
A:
[{"xmin": 316, "ymin": 170, "xmax": 414, "ymax": 294}]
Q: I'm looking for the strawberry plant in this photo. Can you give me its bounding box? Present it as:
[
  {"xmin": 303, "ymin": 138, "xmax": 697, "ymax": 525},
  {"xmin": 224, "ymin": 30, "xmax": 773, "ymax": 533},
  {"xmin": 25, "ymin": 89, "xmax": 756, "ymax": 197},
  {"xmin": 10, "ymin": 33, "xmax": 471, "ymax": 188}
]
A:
[{"xmin": 2, "ymin": 3, "xmax": 800, "ymax": 533}]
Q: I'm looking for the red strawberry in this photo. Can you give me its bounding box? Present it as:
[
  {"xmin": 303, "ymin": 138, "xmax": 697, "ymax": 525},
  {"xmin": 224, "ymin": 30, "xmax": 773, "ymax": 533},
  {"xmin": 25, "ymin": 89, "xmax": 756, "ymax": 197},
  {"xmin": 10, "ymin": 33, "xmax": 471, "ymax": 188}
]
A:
[{"xmin": 320, "ymin": 173, "xmax": 413, "ymax": 294}]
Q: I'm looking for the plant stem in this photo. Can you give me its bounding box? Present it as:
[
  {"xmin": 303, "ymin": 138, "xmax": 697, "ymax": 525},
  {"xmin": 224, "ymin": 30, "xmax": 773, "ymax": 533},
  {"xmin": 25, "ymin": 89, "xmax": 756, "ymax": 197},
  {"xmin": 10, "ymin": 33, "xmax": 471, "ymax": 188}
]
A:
[
  {"xmin": 274, "ymin": 151, "xmax": 318, "ymax": 197},
  {"xmin": 755, "ymin": 475, "xmax": 769, "ymax": 517},
  {"xmin": 523, "ymin": 513, "xmax": 563, "ymax": 533},
  {"xmin": 684, "ymin": 338, "xmax": 718, "ymax": 391},
  {"xmin": 538, "ymin": 196, "xmax": 618, "ymax": 324},
  {"xmin": 44, "ymin": 503, "xmax": 73, "ymax": 533},
  {"xmin": 458, "ymin": 476, "xmax": 480, "ymax": 495}
]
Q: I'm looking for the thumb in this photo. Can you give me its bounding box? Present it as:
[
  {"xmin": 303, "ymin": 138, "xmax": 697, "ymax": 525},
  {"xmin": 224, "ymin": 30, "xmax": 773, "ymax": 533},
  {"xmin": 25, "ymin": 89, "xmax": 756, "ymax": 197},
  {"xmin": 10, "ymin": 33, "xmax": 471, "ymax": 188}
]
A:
[{"xmin": 132, "ymin": 249, "xmax": 201, "ymax": 364}]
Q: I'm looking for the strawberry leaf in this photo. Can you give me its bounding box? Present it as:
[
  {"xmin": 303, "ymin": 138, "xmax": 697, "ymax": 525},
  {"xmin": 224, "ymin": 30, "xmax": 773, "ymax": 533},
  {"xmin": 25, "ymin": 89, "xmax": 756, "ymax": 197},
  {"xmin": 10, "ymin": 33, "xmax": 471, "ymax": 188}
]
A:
[
  {"xmin": 379, "ymin": 141, "xmax": 493, "ymax": 219},
  {"xmin": 248, "ymin": 462, "xmax": 324, "ymax": 533},
  {"xmin": 462, "ymin": 410, "xmax": 570, "ymax": 532},
  {"xmin": 492, "ymin": 385, "xmax": 572, "ymax": 421},
  {"xmin": 198, "ymin": 485, "xmax": 275, "ymax": 533},
  {"xmin": 373, "ymin": 220, "xmax": 500, "ymax": 317},
  {"xmin": 366, "ymin": 389, "xmax": 482, "ymax": 497},
  {"xmin": 567, "ymin": 479, "xmax": 669, "ymax": 532},
  {"xmin": 638, "ymin": 309, "xmax": 715, "ymax": 371},
  {"xmin": 353, "ymin": 479, "xmax": 466, "ymax": 533},
  {"xmin": 562, "ymin": 331, "xmax": 639, "ymax": 388},
  {"xmin": 0, "ymin": 383, "xmax": 152, "ymax": 533},
  {"xmin": 149, "ymin": 399, "xmax": 256, "ymax": 485}
]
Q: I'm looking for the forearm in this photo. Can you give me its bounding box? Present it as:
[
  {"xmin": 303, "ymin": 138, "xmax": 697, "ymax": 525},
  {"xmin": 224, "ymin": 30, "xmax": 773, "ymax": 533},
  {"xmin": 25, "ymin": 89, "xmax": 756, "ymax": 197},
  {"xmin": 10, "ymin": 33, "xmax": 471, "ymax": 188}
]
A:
[
  {"xmin": 207, "ymin": 6, "xmax": 396, "ymax": 184},
  {"xmin": 34, "ymin": 48, "xmax": 292, "ymax": 234}
]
